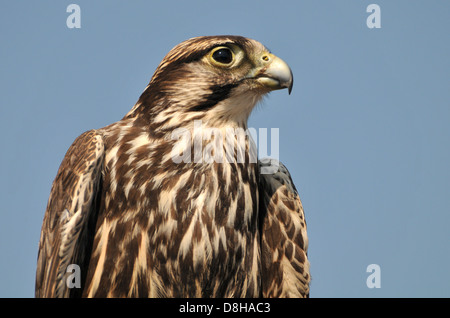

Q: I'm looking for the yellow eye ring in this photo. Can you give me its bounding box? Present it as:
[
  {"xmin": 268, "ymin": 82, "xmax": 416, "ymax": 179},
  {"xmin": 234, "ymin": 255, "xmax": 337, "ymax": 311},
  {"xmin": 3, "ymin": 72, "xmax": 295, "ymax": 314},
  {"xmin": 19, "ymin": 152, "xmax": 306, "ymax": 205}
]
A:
[{"xmin": 210, "ymin": 46, "xmax": 234, "ymax": 66}]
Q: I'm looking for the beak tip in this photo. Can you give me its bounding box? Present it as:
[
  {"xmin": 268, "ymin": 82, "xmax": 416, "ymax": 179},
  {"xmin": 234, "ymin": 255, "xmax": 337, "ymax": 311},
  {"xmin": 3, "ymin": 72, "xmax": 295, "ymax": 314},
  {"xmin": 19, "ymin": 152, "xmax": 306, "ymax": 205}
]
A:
[
  {"xmin": 254, "ymin": 54, "xmax": 294, "ymax": 95},
  {"xmin": 287, "ymin": 77, "xmax": 293, "ymax": 95}
]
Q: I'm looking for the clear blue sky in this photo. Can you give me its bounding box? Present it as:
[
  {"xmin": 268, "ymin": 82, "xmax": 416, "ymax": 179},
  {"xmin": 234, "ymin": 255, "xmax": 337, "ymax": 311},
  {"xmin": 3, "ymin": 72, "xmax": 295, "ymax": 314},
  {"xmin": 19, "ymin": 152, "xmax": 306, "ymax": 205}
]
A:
[{"xmin": 1, "ymin": 1, "xmax": 449, "ymax": 297}]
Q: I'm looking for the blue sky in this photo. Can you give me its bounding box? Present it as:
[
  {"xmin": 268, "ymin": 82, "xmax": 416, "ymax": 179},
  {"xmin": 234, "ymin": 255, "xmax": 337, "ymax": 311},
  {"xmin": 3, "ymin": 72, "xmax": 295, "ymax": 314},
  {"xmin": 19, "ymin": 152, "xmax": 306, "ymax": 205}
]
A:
[{"xmin": 0, "ymin": 1, "xmax": 449, "ymax": 297}]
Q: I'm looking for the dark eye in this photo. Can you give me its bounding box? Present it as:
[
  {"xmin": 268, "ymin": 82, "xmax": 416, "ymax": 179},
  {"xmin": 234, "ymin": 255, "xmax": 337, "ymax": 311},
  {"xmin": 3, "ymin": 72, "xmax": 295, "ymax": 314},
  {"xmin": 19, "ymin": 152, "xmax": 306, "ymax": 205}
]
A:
[{"xmin": 212, "ymin": 48, "xmax": 233, "ymax": 64}]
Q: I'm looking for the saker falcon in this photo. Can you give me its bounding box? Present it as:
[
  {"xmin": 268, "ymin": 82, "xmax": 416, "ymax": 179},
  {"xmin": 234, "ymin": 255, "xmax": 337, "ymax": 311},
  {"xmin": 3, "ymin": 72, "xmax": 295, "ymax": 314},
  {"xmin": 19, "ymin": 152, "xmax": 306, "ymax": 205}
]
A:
[{"xmin": 35, "ymin": 35, "xmax": 310, "ymax": 298}]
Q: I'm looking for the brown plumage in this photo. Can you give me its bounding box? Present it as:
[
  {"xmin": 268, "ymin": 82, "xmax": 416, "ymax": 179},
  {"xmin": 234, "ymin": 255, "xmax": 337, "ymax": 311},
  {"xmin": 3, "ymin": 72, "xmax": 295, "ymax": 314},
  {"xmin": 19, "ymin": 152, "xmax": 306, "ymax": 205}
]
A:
[{"xmin": 35, "ymin": 35, "xmax": 310, "ymax": 298}]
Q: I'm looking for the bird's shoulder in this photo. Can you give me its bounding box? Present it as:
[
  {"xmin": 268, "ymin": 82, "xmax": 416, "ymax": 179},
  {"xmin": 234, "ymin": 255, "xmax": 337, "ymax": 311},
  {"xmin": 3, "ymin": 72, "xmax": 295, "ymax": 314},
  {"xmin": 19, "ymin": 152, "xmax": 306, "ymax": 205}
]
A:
[
  {"xmin": 258, "ymin": 159, "xmax": 310, "ymax": 297},
  {"xmin": 36, "ymin": 129, "xmax": 105, "ymax": 297}
]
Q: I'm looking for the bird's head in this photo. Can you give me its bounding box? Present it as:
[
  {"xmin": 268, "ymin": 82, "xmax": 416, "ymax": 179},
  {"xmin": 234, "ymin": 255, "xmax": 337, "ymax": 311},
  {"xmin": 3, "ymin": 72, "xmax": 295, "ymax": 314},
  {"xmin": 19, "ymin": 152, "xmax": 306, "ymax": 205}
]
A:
[{"xmin": 129, "ymin": 35, "xmax": 293, "ymax": 129}]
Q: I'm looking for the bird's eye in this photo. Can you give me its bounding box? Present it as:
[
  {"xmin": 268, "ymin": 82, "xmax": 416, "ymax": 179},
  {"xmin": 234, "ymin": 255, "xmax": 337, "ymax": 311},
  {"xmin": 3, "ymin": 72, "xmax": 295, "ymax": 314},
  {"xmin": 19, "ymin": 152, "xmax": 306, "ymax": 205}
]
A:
[{"xmin": 211, "ymin": 47, "xmax": 234, "ymax": 65}]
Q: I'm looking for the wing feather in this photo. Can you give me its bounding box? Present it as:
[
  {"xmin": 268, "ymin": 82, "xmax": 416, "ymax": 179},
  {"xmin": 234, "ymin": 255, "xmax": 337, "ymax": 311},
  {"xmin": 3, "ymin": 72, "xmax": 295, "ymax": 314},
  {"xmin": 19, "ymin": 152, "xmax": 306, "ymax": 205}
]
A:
[
  {"xmin": 35, "ymin": 130, "xmax": 104, "ymax": 297},
  {"xmin": 259, "ymin": 159, "xmax": 310, "ymax": 298}
]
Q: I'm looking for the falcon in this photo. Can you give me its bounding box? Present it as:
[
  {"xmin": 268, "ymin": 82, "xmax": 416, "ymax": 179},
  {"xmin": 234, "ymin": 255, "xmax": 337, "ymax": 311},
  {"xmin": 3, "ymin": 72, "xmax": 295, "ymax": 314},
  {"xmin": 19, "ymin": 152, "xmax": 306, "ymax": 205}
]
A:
[{"xmin": 35, "ymin": 35, "xmax": 310, "ymax": 298}]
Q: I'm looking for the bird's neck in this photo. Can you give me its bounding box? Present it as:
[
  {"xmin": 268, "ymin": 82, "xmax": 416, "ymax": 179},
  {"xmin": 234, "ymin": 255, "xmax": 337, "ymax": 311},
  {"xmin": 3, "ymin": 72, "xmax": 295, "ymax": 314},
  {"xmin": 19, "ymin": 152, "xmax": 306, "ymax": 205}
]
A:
[{"xmin": 168, "ymin": 119, "xmax": 256, "ymax": 166}]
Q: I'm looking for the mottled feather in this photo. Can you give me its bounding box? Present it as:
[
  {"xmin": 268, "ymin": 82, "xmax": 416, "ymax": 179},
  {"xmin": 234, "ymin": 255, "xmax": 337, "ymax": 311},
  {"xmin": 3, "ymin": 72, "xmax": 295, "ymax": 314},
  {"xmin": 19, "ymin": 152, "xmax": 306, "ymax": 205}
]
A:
[
  {"xmin": 259, "ymin": 159, "xmax": 310, "ymax": 297},
  {"xmin": 35, "ymin": 35, "xmax": 310, "ymax": 298},
  {"xmin": 36, "ymin": 130, "xmax": 104, "ymax": 297}
]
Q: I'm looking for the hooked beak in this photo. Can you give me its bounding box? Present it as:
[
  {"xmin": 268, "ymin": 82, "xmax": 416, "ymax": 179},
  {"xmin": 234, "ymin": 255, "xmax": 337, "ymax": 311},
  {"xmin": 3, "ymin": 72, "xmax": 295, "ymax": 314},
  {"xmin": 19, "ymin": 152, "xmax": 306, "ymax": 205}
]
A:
[{"xmin": 249, "ymin": 53, "xmax": 293, "ymax": 94}]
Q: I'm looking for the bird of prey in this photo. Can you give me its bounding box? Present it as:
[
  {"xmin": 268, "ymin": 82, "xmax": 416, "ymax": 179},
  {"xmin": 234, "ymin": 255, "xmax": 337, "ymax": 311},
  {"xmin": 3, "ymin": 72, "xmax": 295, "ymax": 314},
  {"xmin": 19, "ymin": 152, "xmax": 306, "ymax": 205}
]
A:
[{"xmin": 35, "ymin": 35, "xmax": 310, "ymax": 298}]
